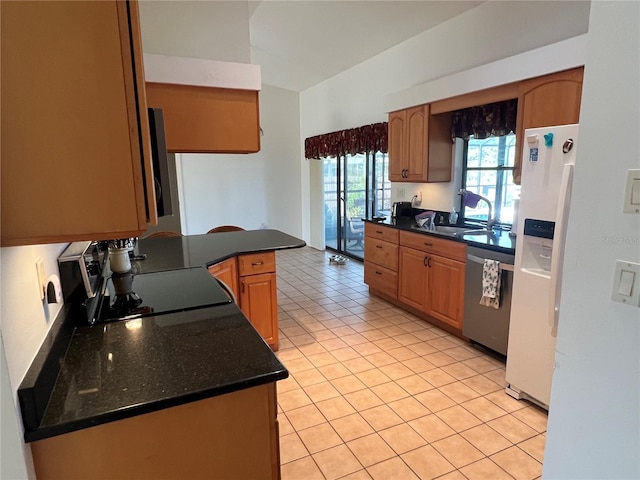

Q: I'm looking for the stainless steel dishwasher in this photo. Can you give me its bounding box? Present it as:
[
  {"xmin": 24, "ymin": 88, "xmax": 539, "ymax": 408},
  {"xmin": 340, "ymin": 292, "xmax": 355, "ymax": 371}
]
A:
[{"xmin": 463, "ymin": 246, "xmax": 515, "ymax": 356}]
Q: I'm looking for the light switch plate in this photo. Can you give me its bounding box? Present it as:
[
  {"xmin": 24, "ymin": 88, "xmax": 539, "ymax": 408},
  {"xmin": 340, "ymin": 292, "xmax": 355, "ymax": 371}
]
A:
[
  {"xmin": 612, "ymin": 260, "xmax": 640, "ymax": 306},
  {"xmin": 623, "ymin": 169, "xmax": 640, "ymax": 213}
]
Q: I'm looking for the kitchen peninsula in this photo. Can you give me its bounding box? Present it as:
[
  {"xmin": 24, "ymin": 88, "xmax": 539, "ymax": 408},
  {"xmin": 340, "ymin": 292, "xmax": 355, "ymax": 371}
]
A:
[{"xmin": 18, "ymin": 229, "xmax": 305, "ymax": 480}]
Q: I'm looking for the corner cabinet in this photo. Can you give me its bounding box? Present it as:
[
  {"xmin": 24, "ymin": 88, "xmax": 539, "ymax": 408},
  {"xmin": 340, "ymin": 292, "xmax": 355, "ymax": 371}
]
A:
[
  {"xmin": 398, "ymin": 231, "xmax": 466, "ymax": 330},
  {"xmin": 207, "ymin": 257, "xmax": 240, "ymax": 301},
  {"xmin": 388, "ymin": 104, "xmax": 452, "ymax": 183},
  {"xmin": 0, "ymin": 0, "xmax": 156, "ymax": 247},
  {"xmin": 514, "ymin": 67, "xmax": 584, "ymax": 183}
]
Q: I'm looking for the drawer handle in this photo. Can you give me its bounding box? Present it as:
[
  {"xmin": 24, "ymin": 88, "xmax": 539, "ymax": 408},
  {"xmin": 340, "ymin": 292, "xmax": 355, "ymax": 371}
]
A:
[
  {"xmin": 424, "ymin": 242, "xmax": 433, "ymax": 247},
  {"xmin": 376, "ymin": 245, "xmax": 383, "ymax": 249},
  {"xmin": 376, "ymin": 230, "xmax": 383, "ymax": 234},
  {"xmin": 251, "ymin": 261, "xmax": 264, "ymax": 266},
  {"xmin": 375, "ymin": 270, "xmax": 382, "ymax": 275}
]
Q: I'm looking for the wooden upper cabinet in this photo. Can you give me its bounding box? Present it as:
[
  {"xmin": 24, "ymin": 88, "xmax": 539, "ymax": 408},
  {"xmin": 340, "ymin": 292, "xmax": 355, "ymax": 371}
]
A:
[
  {"xmin": 514, "ymin": 67, "xmax": 584, "ymax": 183},
  {"xmin": 388, "ymin": 104, "xmax": 452, "ymax": 183},
  {"xmin": 145, "ymin": 83, "xmax": 260, "ymax": 154},
  {"xmin": 388, "ymin": 110, "xmax": 406, "ymax": 181},
  {"xmin": 0, "ymin": 0, "xmax": 156, "ymax": 246}
]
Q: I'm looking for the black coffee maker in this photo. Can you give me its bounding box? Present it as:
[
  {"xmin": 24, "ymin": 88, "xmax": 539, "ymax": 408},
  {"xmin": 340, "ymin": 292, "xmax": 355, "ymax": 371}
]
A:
[{"xmin": 391, "ymin": 201, "xmax": 412, "ymax": 219}]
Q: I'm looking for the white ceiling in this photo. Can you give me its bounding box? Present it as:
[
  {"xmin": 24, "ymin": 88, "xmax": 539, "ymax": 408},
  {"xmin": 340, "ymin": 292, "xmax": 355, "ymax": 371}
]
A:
[{"xmin": 249, "ymin": 1, "xmax": 483, "ymax": 92}]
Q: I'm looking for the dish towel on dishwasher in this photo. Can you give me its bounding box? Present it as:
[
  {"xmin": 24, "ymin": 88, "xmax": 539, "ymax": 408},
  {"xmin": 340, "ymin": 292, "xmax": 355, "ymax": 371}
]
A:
[{"xmin": 480, "ymin": 259, "xmax": 501, "ymax": 309}]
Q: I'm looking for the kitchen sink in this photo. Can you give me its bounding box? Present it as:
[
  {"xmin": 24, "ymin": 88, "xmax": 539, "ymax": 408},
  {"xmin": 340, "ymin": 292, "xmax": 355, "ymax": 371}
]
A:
[{"xmin": 412, "ymin": 225, "xmax": 487, "ymax": 237}]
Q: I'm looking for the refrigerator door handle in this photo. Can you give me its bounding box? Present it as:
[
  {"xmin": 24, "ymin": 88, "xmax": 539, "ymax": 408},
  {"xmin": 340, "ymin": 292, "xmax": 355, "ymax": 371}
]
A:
[{"xmin": 549, "ymin": 163, "xmax": 574, "ymax": 328}]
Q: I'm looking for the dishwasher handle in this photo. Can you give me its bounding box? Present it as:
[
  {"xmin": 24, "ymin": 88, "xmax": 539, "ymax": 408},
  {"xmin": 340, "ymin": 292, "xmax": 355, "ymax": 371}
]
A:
[{"xmin": 467, "ymin": 253, "xmax": 514, "ymax": 272}]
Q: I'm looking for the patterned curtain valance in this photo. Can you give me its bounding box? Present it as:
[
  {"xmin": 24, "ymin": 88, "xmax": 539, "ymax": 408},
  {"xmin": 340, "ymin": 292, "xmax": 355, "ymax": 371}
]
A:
[
  {"xmin": 451, "ymin": 99, "xmax": 518, "ymax": 141},
  {"xmin": 304, "ymin": 122, "xmax": 388, "ymax": 159}
]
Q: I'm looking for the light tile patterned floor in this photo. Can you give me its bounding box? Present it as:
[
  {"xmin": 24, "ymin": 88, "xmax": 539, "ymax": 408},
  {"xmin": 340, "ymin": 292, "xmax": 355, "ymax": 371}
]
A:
[{"xmin": 275, "ymin": 247, "xmax": 546, "ymax": 480}]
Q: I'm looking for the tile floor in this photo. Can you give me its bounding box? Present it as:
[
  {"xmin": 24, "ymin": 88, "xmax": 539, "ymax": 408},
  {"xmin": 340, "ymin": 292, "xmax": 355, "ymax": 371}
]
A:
[{"xmin": 274, "ymin": 247, "xmax": 547, "ymax": 480}]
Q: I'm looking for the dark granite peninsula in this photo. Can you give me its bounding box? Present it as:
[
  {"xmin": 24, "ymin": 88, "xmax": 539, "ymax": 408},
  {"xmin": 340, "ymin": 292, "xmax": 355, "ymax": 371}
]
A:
[{"xmin": 18, "ymin": 229, "xmax": 305, "ymax": 479}]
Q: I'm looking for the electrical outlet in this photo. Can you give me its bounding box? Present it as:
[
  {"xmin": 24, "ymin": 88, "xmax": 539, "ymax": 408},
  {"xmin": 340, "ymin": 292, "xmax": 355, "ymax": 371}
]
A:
[{"xmin": 398, "ymin": 187, "xmax": 405, "ymax": 199}]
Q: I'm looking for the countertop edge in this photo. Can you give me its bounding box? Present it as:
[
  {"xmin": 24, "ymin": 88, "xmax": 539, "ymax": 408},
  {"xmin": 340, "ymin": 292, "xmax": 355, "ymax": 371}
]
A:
[{"xmin": 23, "ymin": 369, "xmax": 288, "ymax": 443}]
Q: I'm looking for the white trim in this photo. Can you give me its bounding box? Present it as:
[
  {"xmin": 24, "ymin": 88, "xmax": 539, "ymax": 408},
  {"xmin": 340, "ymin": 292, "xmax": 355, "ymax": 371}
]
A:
[
  {"xmin": 384, "ymin": 34, "xmax": 588, "ymax": 113},
  {"xmin": 143, "ymin": 54, "xmax": 261, "ymax": 91}
]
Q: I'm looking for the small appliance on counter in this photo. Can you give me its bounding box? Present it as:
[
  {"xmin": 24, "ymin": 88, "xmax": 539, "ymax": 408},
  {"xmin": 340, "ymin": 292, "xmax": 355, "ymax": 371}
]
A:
[
  {"xmin": 58, "ymin": 241, "xmax": 107, "ymax": 304},
  {"xmin": 391, "ymin": 201, "xmax": 412, "ymax": 219}
]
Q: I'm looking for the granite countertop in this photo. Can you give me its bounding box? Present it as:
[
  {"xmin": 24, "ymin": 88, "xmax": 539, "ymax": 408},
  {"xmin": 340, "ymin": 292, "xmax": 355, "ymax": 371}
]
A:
[
  {"xmin": 19, "ymin": 229, "xmax": 305, "ymax": 443},
  {"xmin": 133, "ymin": 229, "xmax": 306, "ymax": 273},
  {"xmin": 364, "ymin": 217, "xmax": 516, "ymax": 255}
]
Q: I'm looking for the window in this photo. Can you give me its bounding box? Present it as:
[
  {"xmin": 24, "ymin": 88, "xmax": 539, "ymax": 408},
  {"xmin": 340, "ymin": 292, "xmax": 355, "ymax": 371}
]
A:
[{"xmin": 461, "ymin": 133, "xmax": 520, "ymax": 226}]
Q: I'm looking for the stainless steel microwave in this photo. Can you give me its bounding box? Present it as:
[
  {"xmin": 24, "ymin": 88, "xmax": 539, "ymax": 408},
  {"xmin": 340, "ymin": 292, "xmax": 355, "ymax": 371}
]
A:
[{"xmin": 58, "ymin": 241, "xmax": 106, "ymax": 303}]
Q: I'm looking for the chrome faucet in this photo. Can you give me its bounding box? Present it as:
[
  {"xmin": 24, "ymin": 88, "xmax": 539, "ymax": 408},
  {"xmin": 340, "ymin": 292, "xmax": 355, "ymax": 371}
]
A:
[{"xmin": 459, "ymin": 189, "xmax": 497, "ymax": 231}]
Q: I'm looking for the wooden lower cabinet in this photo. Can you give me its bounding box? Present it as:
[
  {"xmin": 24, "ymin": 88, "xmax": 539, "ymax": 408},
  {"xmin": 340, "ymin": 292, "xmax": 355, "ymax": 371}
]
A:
[
  {"xmin": 31, "ymin": 383, "xmax": 281, "ymax": 480},
  {"xmin": 364, "ymin": 225, "xmax": 466, "ymax": 332},
  {"xmin": 363, "ymin": 223, "xmax": 400, "ymax": 299},
  {"xmin": 398, "ymin": 246, "xmax": 465, "ymax": 330},
  {"xmin": 425, "ymin": 254, "xmax": 465, "ymax": 329},
  {"xmin": 210, "ymin": 252, "xmax": 279, "ymax": 350},
  {"xmin": 207, "ymin": 257, "xmax": 239, "ymax": 301},
  {"xmin": 240, "ymin": 272, "xmax": 278, "ymax": 349}
]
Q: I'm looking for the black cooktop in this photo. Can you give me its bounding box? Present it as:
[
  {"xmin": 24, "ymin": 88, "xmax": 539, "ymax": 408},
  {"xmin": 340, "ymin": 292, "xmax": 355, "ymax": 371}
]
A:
[{"xmin": 98, "ymin": 267, "xmax": 231, "ymax": 323}]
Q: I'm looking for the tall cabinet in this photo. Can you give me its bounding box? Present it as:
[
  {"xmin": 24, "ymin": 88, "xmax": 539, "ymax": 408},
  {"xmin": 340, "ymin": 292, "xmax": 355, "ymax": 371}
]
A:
[{"xmin": 1, "ymin": 0, "xmax": 156, "ymax": 246}]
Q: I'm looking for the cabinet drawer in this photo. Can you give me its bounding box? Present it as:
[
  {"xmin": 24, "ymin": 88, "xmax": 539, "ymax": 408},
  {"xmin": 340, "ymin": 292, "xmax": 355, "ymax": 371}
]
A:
[
  {"xmin": 365, "ymin": 223, "xmax": 399, "ymax": 244},
  {"xmin": 399, "ymin": 230, "xmax": 466, "ymax": 262},
  {"xmin": 364, "ymin": 238, "xmax": 398, "ymax": 271},
  {"xmin": 364, "ymin": 261, "xmax": 398, "ymax": 298},
  {"xmin": 238, "ymin": 252, "xmax": 276, "ymax": 276}
]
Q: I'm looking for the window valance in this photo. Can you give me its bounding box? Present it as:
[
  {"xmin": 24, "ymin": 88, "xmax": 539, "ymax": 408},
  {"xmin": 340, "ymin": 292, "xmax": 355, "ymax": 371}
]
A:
[
  {"xmin": 305, "ymin": 122, "xmax": 388, "ymax": 159},
  {"xmin": 451, "ymin": 99, "xmax": 518, "ymax": 141}
]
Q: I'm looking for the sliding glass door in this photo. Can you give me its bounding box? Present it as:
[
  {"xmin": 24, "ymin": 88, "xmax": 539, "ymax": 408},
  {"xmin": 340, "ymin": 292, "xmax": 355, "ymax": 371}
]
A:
[{"xmin": 323, "ymin": 152, "xmax": 390, "ymax": 260}]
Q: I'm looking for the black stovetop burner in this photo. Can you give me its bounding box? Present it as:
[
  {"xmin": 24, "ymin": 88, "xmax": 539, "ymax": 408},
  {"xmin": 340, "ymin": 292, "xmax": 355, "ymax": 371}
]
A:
[{"xmin": 97, "ymin": 267, "xmax": 231, "ymax": 323}]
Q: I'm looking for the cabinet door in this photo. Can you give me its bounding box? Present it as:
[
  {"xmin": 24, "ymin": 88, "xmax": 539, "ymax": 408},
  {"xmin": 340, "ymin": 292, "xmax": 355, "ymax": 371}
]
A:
[
  {"xmin": 427, "ymin": 255, "xmax": 465, "ymax": 329},
  {"xmin": 0, "ymin": 0, "xmax": 155, "ymax": 246},
  {"xmin": 405, "ymin": 105, "xmax": 429, "ymax": 182},
  {"xmin": 398, "ymin": 247, "xmax": 428, "ymax": 311},
  {"xmin": 208, "ymin": 258, "xmax": 239, "ymax": 301},
  {"xmin": 146, "ymin": 83, "xmax": 260, "ymax": 154},
  {"xmin": 240, "ymin": 273, "xmax": 278, "ymax": 349},
  {"xmin": 388, "ymin": 110, "xmax": 406, "ymax": 181},
  {"xmin": 514, "ymin": 67, "xmax": 583, "ymax": 183}
]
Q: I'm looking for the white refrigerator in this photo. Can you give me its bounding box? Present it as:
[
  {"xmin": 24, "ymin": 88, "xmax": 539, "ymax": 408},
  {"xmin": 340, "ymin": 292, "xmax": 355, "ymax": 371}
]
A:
[{"xmin": 505, "ymin": 123, "xmax": 579, "ymax": 409}]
